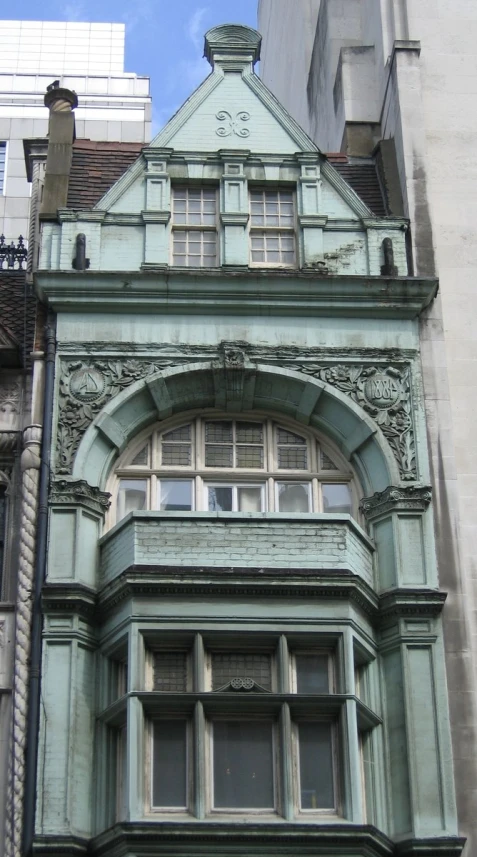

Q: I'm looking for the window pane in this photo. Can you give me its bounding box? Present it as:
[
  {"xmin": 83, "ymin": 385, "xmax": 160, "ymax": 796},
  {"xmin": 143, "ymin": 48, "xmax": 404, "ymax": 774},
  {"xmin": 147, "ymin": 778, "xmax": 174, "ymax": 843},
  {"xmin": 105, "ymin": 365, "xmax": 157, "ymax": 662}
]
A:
[
  {"xmin": 130, "ymin": 444, "xmax": 149, "ymax": 466},
  {"xmin": 322, "ymin": 484, "xmax": 352, "ymax": 514},
  {"xmin": 237, "ymin": 485, "xmax": 263, "ymax": 512},
  {"xmin": 153, "ymin": 651, "xmax": 188, "ymax": 691},
  {"xmin": 205, "ymin": 445, "xmax": 233, "ymax": 467},
  {"xmin": 152, "ymin": 720, "xmax": 187, "ymax": 807},
  {"xmin": 298, "ymin": 722, "xmax": 334, "ymax": 809},
  {"xmin": 208, "ymin": 486, "xmax": 233, "ymax": 511},
  {"xmin": 295, "ymin": 654, "xmax": 330, "ymax": 693},
  {"xmin": 278, "ymin": 446, "xmax": 307, "ymax": 469},
  {"xmin": 163, "ymin": 425, "xmax": 191, "ymax": 442},
  {"xmin": 236, "ymin": 446, "xmax": 264, "ymax": 468},
  {"xmin": 277, "ymin": 428, "xmax": 306, "ymax": 445},
  {"xmin": 205, "ymin": 421, "xmax": 233, "ymax": 442},
  {"xmin": 320, "ymin": 450, "xmax": 339, "ymax": 471},
  {"xmin": 278, "ymin": 483, "xmax": 310, "ymax": 513},
  {"xmin": 236, "ymin": 422, "xmax": 263, "ymax": 443},
  {"xmin": 161, "ymin": 443, "xmax": 191, "ymax": 466},
  {"xmin": 213, "ymin": 721, "xmax": 274, "ymax": 808},
  {"xmin": 117, "ymin": 479, "xmax": 147, "ymax": 521},
  {"xmin": 159, "ymin": 480, "xmax": 192, "ymax": 511},
  {"xmin": 212, "ymin": 653, "xmax": 272, "ymax": 690}
]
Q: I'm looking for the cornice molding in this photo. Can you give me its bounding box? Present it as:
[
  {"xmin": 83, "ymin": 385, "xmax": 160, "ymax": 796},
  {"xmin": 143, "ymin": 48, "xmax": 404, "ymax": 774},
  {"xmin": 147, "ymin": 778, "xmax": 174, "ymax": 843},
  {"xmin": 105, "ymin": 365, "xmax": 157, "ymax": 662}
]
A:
[
  {"xmin": 50, "ymin": 479, "xmax": 111, "ymax": 516},
  {"xmin": 35, "ymin": 269, "xmax": 438, "ymax": 319},
  {"xmin": 140, "ymin": 210, "xmax": 171, "ymax": 224},
  {"xmin": 41, "ymin": 574, "xmax": 449, "ymax": 634},
  {"xmin": 360, "ymin": 485, "xmax": 432, "ymax": 520},
  {"xmin": 220, "ymin": 212, "xmax": 250, "ymax": 226}
]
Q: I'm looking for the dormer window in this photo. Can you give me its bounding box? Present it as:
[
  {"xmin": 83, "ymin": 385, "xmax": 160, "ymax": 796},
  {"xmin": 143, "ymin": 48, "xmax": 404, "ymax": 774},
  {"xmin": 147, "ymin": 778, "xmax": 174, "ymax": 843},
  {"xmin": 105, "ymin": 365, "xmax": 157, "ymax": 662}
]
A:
[
  {"xmin": 250, "ymin": 189, "xmax": 296, "ymax": 267},
  {"xmin": 172, "ymin": 187, "xmax": 218, "ymax": 267}
]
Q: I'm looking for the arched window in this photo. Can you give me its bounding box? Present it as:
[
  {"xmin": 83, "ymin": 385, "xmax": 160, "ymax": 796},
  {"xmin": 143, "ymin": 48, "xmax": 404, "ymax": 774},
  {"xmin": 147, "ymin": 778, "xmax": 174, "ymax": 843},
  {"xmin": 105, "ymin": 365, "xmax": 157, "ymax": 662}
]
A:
[{"xmin": 109, "ymin": 414, "xmax": 359, "ymax": 525}]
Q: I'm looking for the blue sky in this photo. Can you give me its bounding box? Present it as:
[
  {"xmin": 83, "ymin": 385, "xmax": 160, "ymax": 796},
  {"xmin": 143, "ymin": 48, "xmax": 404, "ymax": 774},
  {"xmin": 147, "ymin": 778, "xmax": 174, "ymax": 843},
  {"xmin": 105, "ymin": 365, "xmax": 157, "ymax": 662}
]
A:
[{"xmin": 12, "ymin": 0, "xmax": 259, "ymax": 133}]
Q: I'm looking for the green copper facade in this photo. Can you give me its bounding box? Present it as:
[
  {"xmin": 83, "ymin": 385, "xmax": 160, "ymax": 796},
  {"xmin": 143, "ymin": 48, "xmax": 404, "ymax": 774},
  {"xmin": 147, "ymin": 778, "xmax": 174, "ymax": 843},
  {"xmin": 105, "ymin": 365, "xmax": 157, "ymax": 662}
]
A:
[{"xmin": 33, "ymin": 25, "xmax": 464, "ymax": 857}]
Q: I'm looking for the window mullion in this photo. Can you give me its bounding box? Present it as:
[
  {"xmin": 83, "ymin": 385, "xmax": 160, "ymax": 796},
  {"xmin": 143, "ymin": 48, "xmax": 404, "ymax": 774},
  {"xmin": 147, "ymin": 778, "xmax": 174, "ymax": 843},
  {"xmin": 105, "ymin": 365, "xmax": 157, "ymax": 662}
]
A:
[
  {"xmin": 278, "ymin": 634, "xmax": 290, "ymax": 693},
  {"xmin": 279, "ymin": 702, "xmax": 294, "ymax": 821},
  {"xmin": 343, "ymin": 698, "xmax": 365, "ymax": 823},
  {"xmin": 127, "ymin": 695, "xmax": 144, "ymax": 819},
  {"xmin": 194, "ymin": 700, "xmax": 206, "ymax": 819},
  {"xmin": 193, "ymin": 633, "xmax": 205, "ymax": 692}
]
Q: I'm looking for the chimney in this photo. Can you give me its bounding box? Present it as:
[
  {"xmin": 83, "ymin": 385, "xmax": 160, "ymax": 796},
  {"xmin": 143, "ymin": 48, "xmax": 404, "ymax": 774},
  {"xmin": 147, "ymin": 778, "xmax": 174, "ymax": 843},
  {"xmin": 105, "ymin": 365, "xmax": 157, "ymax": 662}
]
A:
[{"xmin": 40, "ymin": 81, "xmax": 78, "ymax": 219}]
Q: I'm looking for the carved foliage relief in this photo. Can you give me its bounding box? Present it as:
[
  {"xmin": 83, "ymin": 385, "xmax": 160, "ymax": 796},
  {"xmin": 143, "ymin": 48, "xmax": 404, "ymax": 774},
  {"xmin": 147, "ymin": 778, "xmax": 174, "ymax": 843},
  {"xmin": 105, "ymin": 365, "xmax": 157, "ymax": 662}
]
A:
[
  {"xmin": 294, "ymin": 363, "xmax": 416, "ymax": 480},
  {"xmin": 57, "ymin": 359, "xmax": 176, "ymax": 474},
  {"xmin": 56, "ymin": 350, "xmax": 417, "ymax": 480}
]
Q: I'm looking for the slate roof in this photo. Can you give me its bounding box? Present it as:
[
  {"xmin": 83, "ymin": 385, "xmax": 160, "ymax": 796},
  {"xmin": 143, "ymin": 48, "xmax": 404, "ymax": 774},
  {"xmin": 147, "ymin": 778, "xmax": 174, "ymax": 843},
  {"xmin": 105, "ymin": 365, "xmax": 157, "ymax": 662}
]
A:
[
  {"xmin": 326, "ymin": 153, "xmax": 388, "ymax": 216},
  {"xmin": 66, "ymin": 140, "xmax": 388, "ymax": 216},
  {"xmin": 67, "ymin": 140, "xmax": 144, "ymax": 209},
  {"xmin": 0, "ymin": 271, "xmax": 39, "ymax": 367}
]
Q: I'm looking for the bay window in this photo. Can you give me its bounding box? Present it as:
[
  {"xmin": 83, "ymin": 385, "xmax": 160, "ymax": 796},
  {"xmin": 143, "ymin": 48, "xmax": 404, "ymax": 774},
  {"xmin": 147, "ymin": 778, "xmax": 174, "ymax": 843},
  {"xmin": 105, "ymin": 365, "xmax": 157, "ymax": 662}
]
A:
[
  {"xmin": 110, "ymin": 415, "xmax": 356, "ymax": 526},
  {"xmin": 101, "ymin": 633, "xmax": 379, "ymax": 819},
  {"xmin": 100, "ymin": 632, "xmax": 380, "ymax": 821}
]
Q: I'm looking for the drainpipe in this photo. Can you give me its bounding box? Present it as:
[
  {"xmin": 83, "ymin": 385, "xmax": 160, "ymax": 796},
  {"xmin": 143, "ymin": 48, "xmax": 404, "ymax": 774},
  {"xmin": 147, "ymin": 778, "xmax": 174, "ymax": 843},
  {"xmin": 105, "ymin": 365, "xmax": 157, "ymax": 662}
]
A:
[
  {"xmin": 22, "ymin": 321, "xmax": 56, "ymax": 855},
  {"xmin": 22, "ymin": 81, "xmax": 77, "ymax": 855}
]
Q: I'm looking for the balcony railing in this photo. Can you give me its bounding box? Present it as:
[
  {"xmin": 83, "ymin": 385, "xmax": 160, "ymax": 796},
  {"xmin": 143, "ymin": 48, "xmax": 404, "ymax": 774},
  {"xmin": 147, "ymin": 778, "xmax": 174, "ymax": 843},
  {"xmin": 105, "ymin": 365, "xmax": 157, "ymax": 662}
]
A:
[{"xmin": 0, "ymin": 235, "xmax": 28, "ymax": 270}]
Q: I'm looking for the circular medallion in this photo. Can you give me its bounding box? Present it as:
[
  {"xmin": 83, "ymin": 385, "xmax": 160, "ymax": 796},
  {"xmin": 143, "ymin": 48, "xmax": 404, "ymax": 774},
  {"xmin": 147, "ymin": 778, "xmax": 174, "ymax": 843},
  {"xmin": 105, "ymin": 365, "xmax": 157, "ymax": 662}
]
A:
[
  {"xmin": 363, "ymin": 372, "xmax": 401, "ymax": 410},
  {"xmin": 69, "ymin": 367, "xmax": 106, "ymax": 403}
]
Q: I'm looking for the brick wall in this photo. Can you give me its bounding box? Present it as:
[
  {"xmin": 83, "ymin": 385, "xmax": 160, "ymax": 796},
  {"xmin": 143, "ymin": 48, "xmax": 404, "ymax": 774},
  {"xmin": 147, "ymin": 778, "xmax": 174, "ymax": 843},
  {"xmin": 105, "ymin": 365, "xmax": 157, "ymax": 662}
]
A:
[{"xmin": 100, "ymin": 512, "xmax": 374, "ymax": 586}]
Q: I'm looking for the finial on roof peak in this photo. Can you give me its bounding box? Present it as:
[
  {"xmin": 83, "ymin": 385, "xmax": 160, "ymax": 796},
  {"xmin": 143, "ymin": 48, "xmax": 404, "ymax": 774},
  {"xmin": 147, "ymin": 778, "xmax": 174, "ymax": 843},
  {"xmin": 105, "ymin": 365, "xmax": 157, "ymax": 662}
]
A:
[{"xmin": 204, "ymin": 24, "xmax": 261, "ymax": 69}]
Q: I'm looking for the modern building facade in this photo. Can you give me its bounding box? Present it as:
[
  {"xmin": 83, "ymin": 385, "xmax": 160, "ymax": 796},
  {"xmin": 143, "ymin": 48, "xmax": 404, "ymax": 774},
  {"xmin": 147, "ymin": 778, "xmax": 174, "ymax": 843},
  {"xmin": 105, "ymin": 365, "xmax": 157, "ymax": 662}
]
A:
[
  {"xmin": 258, "ymin": 2, "xmax": 477, "ymax": 853},
  {"xmin": 23, "ymin": 22, "xmax": 465, "ymax": 857},
  {"xmin": 0, "ymin": 20, "xmax": 151, "ymax": 243}
]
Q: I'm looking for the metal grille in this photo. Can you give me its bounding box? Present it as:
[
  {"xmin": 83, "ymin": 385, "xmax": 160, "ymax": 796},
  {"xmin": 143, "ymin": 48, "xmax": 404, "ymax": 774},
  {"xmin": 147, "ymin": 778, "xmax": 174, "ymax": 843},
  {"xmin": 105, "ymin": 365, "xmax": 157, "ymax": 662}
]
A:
[
  {"xmin": 278, "ymin": 446, "xmax": 308, "ymax": 469},
  {"xmin": 162, "ymin": 443, "xmax": 191, "ymax": 466},
  {"xmin": 321, "ymin": 450, "xmax": 339, "ymax": 471},
  {"xmin": 212, "ymin": 653, "xmax": 272, "ymax": 690},
  {"xmin": 153, "ymin": 651, "xmax": 188, "ymax": 692}
]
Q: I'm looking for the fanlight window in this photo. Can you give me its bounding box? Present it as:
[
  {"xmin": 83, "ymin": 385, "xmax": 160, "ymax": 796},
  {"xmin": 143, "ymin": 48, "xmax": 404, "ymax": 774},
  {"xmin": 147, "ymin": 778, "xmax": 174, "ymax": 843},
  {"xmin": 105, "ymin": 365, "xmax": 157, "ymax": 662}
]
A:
[{"xmin": 111, "ymin": 416, "xmax": 356, "ymax": 524}]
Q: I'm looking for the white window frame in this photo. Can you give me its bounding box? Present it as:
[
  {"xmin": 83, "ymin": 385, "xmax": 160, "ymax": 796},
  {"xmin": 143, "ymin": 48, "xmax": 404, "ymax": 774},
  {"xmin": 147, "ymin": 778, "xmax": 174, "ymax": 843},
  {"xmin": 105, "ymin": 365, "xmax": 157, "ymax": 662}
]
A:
[
  {"xmin": 109, "ymin": 414, "xmax": 357, "ymax": 527},
  {"xmin": 249, "ymin": 187, "xmax": 296, "ymax": 268},
  {"xmin": 171, "ymin": 185, "xmax": 219, "ymax": 268}
]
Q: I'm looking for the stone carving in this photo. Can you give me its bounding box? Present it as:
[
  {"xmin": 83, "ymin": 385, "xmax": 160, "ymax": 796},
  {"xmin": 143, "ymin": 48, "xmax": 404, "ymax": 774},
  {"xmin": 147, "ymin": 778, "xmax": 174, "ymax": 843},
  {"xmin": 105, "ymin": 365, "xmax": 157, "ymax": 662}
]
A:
[
  {"xmin": 0, "ymin": 431, "xmax": 19, "ymax": 455},
  {"xmin": 294, "ymin": 363, "xmax": 416, "ymax": 480},
  {"xmin": 50, "ymin": 478, "xmax": 111, "ymax": 515},
  {"xmin": 216, "ymin": 109, "xmax": 250, "ymax": 137},
  {"xmin": 69, "ymin": 366, "xmax": 105, "ymax": 402},
  {"xmin": 0, "ymin": 382, "xmax": 21, "ymax": 415},
  {"xmin": 360, "ymin": 485, "xmax": 432, "ymax": 519},
  {"xmin": 57, "ymin": 359, "xmax": 176, "ymax": 474},
  {"xmin": 5, "ymin": 425, "xmax": 42, "ymax": 857},
  {"xmin": 56, "ymin": 349, "xmax": 417, "ymax": 481}
]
